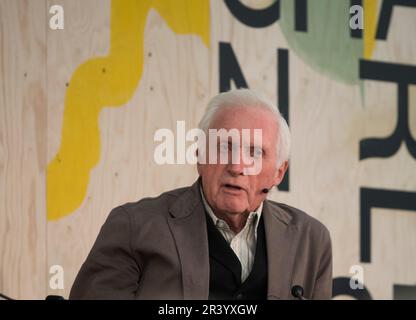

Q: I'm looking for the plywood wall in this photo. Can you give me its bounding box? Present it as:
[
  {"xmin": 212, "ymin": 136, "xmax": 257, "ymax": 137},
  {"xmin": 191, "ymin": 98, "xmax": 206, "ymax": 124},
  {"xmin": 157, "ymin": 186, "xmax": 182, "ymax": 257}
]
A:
[
  {"xmin": 1, "ymin": 0, "xmax": 415, "ymax": 299},
  {"xmin": 0, "ymin": 0, "xmax": 47, "ymax": 299}
]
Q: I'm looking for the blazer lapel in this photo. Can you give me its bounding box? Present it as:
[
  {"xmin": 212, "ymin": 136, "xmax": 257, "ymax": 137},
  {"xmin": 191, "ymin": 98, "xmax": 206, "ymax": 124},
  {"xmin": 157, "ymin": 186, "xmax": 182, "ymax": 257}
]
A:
[
  {"xmin": 263, "ymin": 201, "xmax": 299, "ymax": 300},
  {"xmin": 167, "ymin": 179, "xmax": 210, "ymax": 299}
]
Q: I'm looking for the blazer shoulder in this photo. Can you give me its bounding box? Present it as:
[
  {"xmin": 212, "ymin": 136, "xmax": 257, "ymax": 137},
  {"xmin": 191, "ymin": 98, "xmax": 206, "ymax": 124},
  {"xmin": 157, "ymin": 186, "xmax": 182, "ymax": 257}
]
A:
[
  {"xmin": 117, "ymin": 185, "xmax": 191, "ymax": 219},
  {"xmin": 267, "ymin": 200, "xmax": 330, "ymax": 238}
]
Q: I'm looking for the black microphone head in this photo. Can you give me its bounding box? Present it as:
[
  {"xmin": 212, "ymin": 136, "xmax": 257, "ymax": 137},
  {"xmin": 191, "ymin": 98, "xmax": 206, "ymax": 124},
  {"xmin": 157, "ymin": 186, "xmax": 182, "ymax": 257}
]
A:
[
  {"xmin": 0, "ymin": 293, "xmax": 13, "ymax": 300},
  {"xmin": 45, "ymin": 295, "xmax": 65, "ymax": 300},
  {"xmin": 291, "ymin": 285, "xmax": 304, "ymax": 299}
]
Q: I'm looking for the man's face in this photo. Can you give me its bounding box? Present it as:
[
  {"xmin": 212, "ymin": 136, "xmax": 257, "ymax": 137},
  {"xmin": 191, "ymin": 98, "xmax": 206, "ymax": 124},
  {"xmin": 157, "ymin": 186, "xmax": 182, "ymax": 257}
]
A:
[{"xmin": 197, "ymin": 106, "xmax": 288, "ymax": 215}]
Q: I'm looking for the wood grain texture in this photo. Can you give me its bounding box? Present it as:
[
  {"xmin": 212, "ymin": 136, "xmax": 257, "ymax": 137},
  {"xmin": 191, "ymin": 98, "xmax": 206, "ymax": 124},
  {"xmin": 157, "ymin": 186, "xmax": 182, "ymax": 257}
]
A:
[
  {"xmin": 45, "ymin": 1, "xmax": 210, "ymax": 298},
  {"xmin": 46, "ymin": 0, "xmax": 111, "ymax": 298},
  {"xmin": 0, "ymin": 0, "xmax": 415, "ymax": 299},
  {"xmin": 0, "ymin": 0, "xmax": 47, "ymax": 299}
]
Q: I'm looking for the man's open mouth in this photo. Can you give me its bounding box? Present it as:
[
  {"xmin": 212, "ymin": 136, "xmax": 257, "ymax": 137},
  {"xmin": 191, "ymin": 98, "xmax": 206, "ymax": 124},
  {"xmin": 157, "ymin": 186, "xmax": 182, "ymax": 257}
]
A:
[{"xmin": 223, "ymin": 183, "xmax": 244, "ymax": 191}]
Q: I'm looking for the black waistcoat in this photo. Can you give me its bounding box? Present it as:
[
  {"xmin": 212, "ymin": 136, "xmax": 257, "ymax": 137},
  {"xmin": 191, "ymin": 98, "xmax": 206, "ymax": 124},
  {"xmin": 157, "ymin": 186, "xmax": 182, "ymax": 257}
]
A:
[{"xmin": 206, "ymin": 213, "xmax": 268, "ymax": 300}]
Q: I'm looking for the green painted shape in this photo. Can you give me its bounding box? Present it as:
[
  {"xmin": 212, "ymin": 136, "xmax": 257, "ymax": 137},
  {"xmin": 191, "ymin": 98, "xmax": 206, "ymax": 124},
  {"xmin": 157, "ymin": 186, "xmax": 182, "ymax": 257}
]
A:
[{"xmin": 280, "ymin": 0, "xmax": 363, "ymax": 84}]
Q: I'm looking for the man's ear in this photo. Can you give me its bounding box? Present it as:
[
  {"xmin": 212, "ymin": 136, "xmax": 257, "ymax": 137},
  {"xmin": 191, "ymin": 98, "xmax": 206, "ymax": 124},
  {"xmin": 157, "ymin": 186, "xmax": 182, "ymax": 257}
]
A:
[{"xmin": 273, "ymin": 160, "xmax": 288, "ymax": 185}]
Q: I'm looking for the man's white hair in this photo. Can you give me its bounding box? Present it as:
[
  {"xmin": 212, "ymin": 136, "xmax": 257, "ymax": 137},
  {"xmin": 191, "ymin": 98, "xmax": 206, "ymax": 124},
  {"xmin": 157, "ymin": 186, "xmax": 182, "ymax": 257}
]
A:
[{"xmin": 198, "ymin": 89, "xmax": 291, "ymax": 167}]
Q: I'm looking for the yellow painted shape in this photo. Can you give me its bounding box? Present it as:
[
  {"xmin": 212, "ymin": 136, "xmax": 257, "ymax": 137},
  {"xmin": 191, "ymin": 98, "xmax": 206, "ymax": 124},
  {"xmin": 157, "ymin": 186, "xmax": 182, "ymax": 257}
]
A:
[
  {"xmin": 363, "ymin": 0, "xmax": 378, "ymax": 59},
  {"xmin": 154, "ymin": 0, "xmax": 210, "ymax": 46},
  {"xmin": 47, "ymin": 0, "xmax": 210, "ymax": 220}
]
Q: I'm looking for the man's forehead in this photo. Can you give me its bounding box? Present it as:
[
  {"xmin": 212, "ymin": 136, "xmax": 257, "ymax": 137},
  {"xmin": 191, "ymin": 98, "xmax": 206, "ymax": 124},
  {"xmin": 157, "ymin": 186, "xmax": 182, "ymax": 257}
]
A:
[
  {"xmin": 211, "ymin": 106, "xmax": 277, "ymax": 130},
  {"xmin": 207, "ymin": 128, "xmax": 276, "ymax": 150}
]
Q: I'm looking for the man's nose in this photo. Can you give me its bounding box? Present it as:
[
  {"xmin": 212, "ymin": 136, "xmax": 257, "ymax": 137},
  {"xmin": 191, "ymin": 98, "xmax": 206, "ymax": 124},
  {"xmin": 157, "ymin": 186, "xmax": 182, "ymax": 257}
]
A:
[
  {"xmin": 227, "ymin": 161, "xmax": 245, "ymax": 176},
  {"xmin": 226, "ymin": 149, "xmax": 249, "ymax": 176}
]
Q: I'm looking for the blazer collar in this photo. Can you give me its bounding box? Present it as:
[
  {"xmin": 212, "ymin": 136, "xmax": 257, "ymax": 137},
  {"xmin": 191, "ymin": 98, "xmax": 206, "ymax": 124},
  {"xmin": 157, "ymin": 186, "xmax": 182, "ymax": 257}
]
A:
[
  {"xmin": 168, "ymin": 178, "xmax": 202, "ymax": 219},
  {"xmin": 167, "ymin": 178, "xmax": 210, "ymax": 299},
  {"xmin": 263, "ymin": 201, "xmax": 299, "ymax": 299}
]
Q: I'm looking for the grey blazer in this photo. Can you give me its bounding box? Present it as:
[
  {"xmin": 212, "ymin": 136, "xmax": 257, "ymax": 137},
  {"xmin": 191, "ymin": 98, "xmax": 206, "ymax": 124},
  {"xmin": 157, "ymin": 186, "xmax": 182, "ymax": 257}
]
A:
[{"xmin": 70, "ymin": 179, "xmax": 332, "ymax": 300}]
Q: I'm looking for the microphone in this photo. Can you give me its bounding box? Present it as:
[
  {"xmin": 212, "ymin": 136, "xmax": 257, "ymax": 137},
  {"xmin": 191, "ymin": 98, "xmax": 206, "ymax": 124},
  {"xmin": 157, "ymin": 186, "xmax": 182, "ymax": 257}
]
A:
[
  {"xmin": 45, "ymin": 295, "xmax": 65, "ymax": 300},
  {"xmin": 291, "ymin": 285, "xmax": 307, "ymax": 300},
  {"xmin": 0, "ymin": 293, "xmax": 64, "ymax": 300},
  {"xmin": 0, "ymin": 293, "xmax": 13, "ymax": 300},
  {"xmin": 261, "ymin": 184, "xmax": 275, "ymax": 194}
]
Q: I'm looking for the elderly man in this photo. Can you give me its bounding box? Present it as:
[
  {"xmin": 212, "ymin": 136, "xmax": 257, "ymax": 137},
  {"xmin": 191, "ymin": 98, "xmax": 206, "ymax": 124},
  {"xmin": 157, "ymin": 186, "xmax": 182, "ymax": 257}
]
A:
[{"xmin": 70, "ymin": 89, "xmax": 332, "ymax": 300}]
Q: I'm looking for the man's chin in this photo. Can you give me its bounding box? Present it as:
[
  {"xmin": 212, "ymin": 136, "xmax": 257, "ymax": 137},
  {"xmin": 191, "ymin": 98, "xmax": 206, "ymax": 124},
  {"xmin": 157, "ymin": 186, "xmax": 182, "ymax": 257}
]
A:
[{"xmin": 217, "ymin": 199, "xmax": 248, "ymax": 215}]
